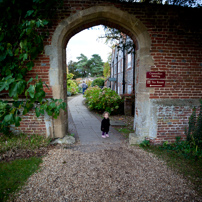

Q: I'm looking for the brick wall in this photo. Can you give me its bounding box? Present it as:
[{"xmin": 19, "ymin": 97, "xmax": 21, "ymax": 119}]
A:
[
  {"xmin": 3, "ymin": 0, "xmax": 202, "ymax": 141},
  {"xmin": 10, "ymin": 109, "xmax": 46, "ymax": 136},
  {"xmin": 156, "ymin": 106, "xmax": 199, "ymax": 144},
  {"xmin": 32, "ymin": 1, "xmax": 202, "ymax": 100}
]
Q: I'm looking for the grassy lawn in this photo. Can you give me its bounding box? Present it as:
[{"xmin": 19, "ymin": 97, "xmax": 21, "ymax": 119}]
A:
[
  {"xmin": 0, "ymin": 133, "xmax": 51, "ymax": 201},
  {"xmin": 0, "ymin": 157, "xmax": 42, "ymax": 201},
  {"xmin": 143, "ymin": 146, "xmax": 202, "ymax": 196}
]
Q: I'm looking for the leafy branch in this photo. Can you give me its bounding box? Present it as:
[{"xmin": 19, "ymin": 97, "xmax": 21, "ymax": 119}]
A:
[{"xmin": 0, "ymin": 0, "xmax": 66, "ymax": 135}]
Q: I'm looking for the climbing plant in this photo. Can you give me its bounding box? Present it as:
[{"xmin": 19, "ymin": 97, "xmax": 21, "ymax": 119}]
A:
[{"xmin": 0, "ymin": 0, "xmax": 66, "ymax": 135}]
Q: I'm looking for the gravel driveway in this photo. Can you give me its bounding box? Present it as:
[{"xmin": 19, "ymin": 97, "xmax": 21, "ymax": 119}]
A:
[{"xmin": 15, "ymin": 144, "xmax": 201, "ymax": 202}]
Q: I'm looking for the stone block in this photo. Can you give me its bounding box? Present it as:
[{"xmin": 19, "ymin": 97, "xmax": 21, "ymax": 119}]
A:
[
  {"xmin": 51, "ymin": 135, "xmax": 75, "ymax": 145},
  {"xmin": 129, "ymin": 133, "xmax": 145, "ymax": 145}
]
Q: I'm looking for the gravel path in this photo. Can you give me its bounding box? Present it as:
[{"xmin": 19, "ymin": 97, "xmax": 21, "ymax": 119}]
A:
[{"xmin": 15, "ymin": 144, "xmax": 201, "ymax": 202}]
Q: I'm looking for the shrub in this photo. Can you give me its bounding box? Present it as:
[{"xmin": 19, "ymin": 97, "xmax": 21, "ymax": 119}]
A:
[
  {"xmin": 84, "ymin": 86, "xmax": 123, "ymax": 113},
  {"xmin": 160, "ymin": 136, "xmax": 202, "ymax": 159},
  {"xmin": 185, "ymin": 100, "xmax": 202, "ymax": 149},
  {"xmin": 67, "ymin": 73, "xmax": 79, "ymax": 96},
  {"xmin": 139, "ymin": 139, "xmax": 150, "ymax": 147},
  {"xmin": 91, "ymin": 78, "xmax": 104, "ymax": 87},
  {"xmin": 86, "ymin": 80, "xmax": 92, "ymax": 88}
]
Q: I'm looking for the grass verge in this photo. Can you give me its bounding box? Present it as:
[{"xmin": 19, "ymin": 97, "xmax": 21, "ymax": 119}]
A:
[
  {"xmin": 0, "ymin": 157, "xmax": 42, "ymax": 201},
  {"xmin": 115, "ymin": 128, "xmax": 134, "ymax": 138},
  {"xmin": 143, "ymin": 146, "xmax": 202, "ymax": 196},
  {"xmin": 0, "ymin": 133, "xmax": 52, "ymax": 201},
  {"xmin": 0, "ymin": 133, "xmax": 51, "ymax": 155}
]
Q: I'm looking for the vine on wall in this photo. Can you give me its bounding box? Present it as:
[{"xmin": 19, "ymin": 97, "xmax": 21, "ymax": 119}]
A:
[{"xmin": 0, "ymin": 0, "xmax": 66, "ymax": 135}]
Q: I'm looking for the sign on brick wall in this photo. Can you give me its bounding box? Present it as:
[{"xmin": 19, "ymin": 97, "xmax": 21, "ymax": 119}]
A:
[
  {"xmin": 146, "ymin": 80, "xmax": 165, "ymax": 87},
  {"xmin": 146, "ymin": 72, "xmax": 165, "ymax": 79}
]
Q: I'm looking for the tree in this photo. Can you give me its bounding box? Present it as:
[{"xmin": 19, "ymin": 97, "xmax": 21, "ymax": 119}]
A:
[
  {"xmin": 99, "ymin": 26, "xmax": 134, "ymax": 54},
  {"xmin": 113, "ymin": 0, "xmax": 201, "ymax": 7},
  {"xmin": 75, "ymin": 54, "xmax": 90, "ymax": 77},
  {"xmin": 88, "ymin": 54, "xmax": 104, "ymax": 77},
  {"xmin": 68, "ymin": 54, "xmax": 104, "ymax": 78},
  {"xmin": 68, "ymin": 60, "xmax": 82, "ymax": 78},
  {"xmin": 103, "ymin": 62, "xmax": 111, "ymax": 78}
]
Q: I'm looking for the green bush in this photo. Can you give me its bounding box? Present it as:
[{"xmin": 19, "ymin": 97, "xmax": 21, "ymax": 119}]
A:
[
  {"xmin": 84, "ymin": 86, "xmax": 123, "ymax": 113},
  {"xmin": 91, "ymin": 78, "xmax": 104, "ymax": 87},
  {"xmin": 185, "ymin": 101, "xmax": 202, "ymax": 149},
  {"xmin": 86, "ymin": 80, "xmax": 92, "ymax": 88},
  {"xmin": 139, "ymin": 139, "xmax": 150, "ymax": 147},
  {"xmin": 160, "ymin": 136, "xmax": 202, "ymax": 160},
  {"xmin": 67, "ymin": 73, "xmax": 79, "ymax": 96}
]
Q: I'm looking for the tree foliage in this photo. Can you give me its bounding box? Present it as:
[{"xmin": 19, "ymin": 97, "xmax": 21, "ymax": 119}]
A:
[
  {"xmin": 0, "ymin": 0, "xmax": 66, "ymax": 135},
  {"xmin": 68, "ymin": 60, "xmax": 82, "ymax": 79},
  {"xmin": 88, "ymin": 54, "xmax": 104, "ymax": 77},
  {"xmin": 68, "ymin": 53, "xmax": 104, "ymax": 78},
  {"xmin": 99, "ymin": 27, "xmax": 134, "ymax": 54},
  {"xmin": 103, "ymin": 62, "xmax": 111, "ymax": 78},
  {"xmin": 114, "ymin": 0, "xmax": 201, "ymax": 7}
]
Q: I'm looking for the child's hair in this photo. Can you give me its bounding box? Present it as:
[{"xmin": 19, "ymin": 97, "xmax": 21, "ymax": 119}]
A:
[{"xmin": 103, "ymin": 111, "xmax": 110, "ymax": 117}]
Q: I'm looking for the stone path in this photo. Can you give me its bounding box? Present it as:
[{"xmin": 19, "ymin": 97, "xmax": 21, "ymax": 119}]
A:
[{"xmin": 68, "ymin": 94, "xmax": 124, "ymax": 145}]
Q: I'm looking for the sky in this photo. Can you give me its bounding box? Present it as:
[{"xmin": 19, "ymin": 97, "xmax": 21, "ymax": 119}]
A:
[{"xmin": 66, "ymin": 25, "xmax": 112, "ymax": 64}]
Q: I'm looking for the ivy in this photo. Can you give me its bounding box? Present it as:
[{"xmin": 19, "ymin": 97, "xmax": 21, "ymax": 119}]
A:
[{"xmin": 0, "ymin": 0, "xmax": 66, "ymax": 135}]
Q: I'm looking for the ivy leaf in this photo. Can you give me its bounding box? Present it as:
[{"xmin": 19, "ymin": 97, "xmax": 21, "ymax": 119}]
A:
[
  {"xmin": 9, "ymin": 80, "xmax": 26, "ymax": 99},
  {"xmin": 26, "ymin": 61, "xmax": 34, "ymax": 71},
  {"xmin": 35, "ymin": 107, "xmax": 40, "ymax": 117},
  {"xmin": 22, "ymin": 53, "xmax": 28, "ymax": 61},
  {"xmin": 25, "ymin": 10, "xmax": 34, "ymax": 18},
  {"xmin": 42, "ymin": 20, "xmax": 49, "ymax": 26},
  {"xmin": 0, "ymin": 52, "xmax": 7, "ymax": 61},
  {"xmin": 44, "ymin": 82, "xmax": 50, "ymax": 89},
  {"xmin": 0, "ymin": 75, "xmax": 15, "ymax": 91},
  {"xmin": 14, "ymin": 48, "xmax": 19, "ymax": 56},
  {"xmin": 53, "ymin": 114, "xmax": 58, "ymax": 119},
  {"xmin": 36, "ymin": 19, "xmax": 42, "ymax": 28},
  {"xmin": 7, "ymin": 43, "xmax": 13, "ymax": 56},
  {"xmin": 47, "ymin": 110, "xmax": 53, "ymax": 116},
  {"xmin": 27, "ymin": 85, "xmax": 35, "ymax": 98},
  {"xmin": 23, "ymin": 108, "xmax": 27, "ymax": 115},
  {"xmin": 0, "ymin": 32, "xmax": 4, "ymax": 42},
  {"xmin": 35, "ymin": 90, "xmax": 45, "ymax": 103},
  {"xmin": 14, "ymin": 116, "xmax": 21, "ymax": 127},
  {"xmin": 27, "ymin": 77, "xmax": 33, "ymax": 84},
  {"xmin": 49, "ymin": 102, "xmax": 56, "ymax": 109},
  {"xmin": 4, "ymin": 114, "xmax": 14, "ymax": 123}
]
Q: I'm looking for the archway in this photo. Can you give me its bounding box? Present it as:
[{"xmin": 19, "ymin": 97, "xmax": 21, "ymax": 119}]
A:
[{"xmin": 45, "ymin": 6, "xmax": 155, "ymax": 141}]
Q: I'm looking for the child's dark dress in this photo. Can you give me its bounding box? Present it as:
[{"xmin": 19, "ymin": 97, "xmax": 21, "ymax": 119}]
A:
[{"xmin": 101, "ymin": 118, "xmax": 110, "ymax": 133}]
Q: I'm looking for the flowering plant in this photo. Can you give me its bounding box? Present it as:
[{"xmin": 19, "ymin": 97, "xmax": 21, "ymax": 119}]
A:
[{"xmin": 84, "ymin": 86, "xmax": 123, "ymax": 113}]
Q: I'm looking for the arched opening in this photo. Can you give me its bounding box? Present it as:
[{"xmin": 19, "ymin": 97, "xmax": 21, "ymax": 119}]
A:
[{"xmin": 45, "ymin": 6, "xmax": 155, "ymax": 141}]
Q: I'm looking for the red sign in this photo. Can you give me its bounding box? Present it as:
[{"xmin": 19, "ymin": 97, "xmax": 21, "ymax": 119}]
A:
[
  {"xmin": 146, "ymin": 80, "xmax": 165, "ymax": 87},
  {"xmin": 146, "ymin": 72, "xmax": 165, "ymax": 79}
]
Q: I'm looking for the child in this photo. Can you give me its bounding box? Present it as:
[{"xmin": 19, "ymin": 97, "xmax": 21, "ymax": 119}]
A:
[{"xmin": 101, "ymin": 111, "xmax": 110, "ymax": 138}]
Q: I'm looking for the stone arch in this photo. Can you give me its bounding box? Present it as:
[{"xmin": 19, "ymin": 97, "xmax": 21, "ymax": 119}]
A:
[{"xmin": 45, "ymin": 6, "xmax": 155, "ymax": 140}]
